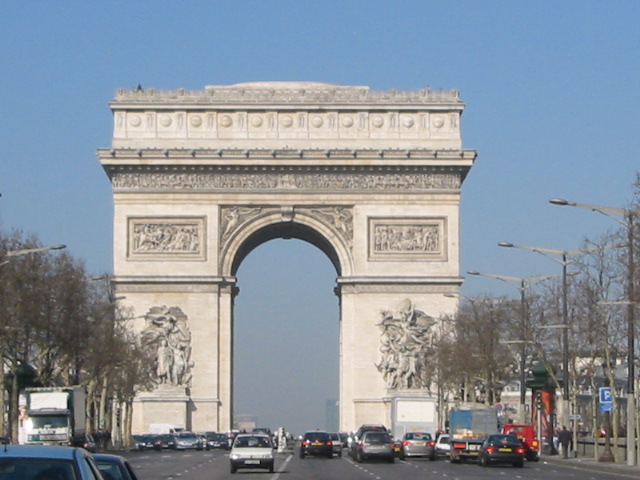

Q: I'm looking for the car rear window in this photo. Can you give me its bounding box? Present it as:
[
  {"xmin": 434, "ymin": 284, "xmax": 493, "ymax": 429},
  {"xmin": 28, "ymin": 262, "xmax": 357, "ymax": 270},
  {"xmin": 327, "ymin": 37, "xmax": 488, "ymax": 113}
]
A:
[
  {"xmin": 304, "ymin": 432, "xmax": 329, "ymax": 441},
  {"xmin": 364, "ymin": 432, "xmax": 389, "ymax": 443},
  {"xmin": 405, "ymin": 433, "xmax": 431, "ymax": 440},
  {"xmin": 0, "ymin": 458, "xmax": 76, "ymax": 480}
]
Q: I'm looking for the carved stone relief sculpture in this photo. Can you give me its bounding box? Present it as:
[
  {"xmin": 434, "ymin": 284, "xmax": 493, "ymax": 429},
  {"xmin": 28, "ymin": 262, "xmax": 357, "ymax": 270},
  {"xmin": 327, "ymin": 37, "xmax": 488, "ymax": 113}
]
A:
[
  {"xmin": 369, "ymin": 217, "xmax": 446, "ymax": 260},
  {"xmin": 128, "ymin": 217, "xmax": 204, "ymax": 259},
  {"xmin": 141, "ymin": 306, "xmax": 193, "ymax": 388},
  {"xmin": 308, "ymin": 206, "xmax": 353, "ymax": 248},
  {"xmin": 220, "ymin": 206, "xmax": 263, "ymax": 242},
  {"xmin": 375, "ymin": 299, "xmax": 437, "ymax": 390}
]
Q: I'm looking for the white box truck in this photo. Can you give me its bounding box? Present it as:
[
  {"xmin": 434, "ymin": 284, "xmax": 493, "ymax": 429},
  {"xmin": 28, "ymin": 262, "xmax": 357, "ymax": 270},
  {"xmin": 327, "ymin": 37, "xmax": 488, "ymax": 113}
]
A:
[{"xmin": 23, "ymin": 386, "xmax": 87, "ymax": 446}]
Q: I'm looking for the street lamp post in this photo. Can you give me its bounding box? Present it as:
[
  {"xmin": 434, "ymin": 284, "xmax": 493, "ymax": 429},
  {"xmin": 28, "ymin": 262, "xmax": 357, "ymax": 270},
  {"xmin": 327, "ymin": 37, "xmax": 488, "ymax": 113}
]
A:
[
  {"xmin": 1, "ymin": 244, "xmax": 66, "ymax": 267},
  {"xmin": 550, "ymin": 198, "xmax": 638, "ymax": 466},
  {"xmin": 497, "ymin": 241, "xmax": 621, "ymax": 437},
  {"xmin": 467, "ymin": 270, "xmax": 559, "ymax": 424}
]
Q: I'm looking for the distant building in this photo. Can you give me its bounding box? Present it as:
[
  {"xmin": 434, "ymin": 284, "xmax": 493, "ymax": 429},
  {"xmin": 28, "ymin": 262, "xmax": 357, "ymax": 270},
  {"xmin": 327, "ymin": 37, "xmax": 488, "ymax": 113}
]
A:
[
  {"xmin": 234, "ymin": 413, "xmax": 258, "ymax": 433},
  {"xmin": 325, "ymin": 399, "xmax": 339, "ymax": 432}
]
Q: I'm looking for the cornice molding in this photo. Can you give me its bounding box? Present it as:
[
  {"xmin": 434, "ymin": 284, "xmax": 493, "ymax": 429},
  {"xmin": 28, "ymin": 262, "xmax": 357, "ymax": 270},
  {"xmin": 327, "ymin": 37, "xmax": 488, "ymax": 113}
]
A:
[{"xmin": 112, "ymin": 83, "xmax": 462, "ymax": 108}]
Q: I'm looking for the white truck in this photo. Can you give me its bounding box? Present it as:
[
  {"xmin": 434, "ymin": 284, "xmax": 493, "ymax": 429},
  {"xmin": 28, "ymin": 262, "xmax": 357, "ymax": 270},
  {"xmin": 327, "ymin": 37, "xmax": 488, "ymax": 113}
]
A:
[
  {"xmin": 23, "ymin": 386, "xmax": 87, "ymax": 446},
  {"xmin": 148, "ymin": 423, "xmax": 185, "ymax": 435},
  {"xmin": 390, "ymin": 397, "xmax": 437, "ymax": 442}
]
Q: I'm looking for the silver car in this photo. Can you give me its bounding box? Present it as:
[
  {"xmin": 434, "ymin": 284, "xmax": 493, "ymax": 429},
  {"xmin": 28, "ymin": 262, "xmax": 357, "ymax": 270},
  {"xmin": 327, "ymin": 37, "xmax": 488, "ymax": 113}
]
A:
[
  {"xmin": 353, "ymin": 431, "xmax": 395, "ymax": 463},
  {"xmin": 174, "ymin": 431, "xmax": 203, "ymax": 450},
  {"xmin": 0, "ymin": 444, "xmax": 103, "ymax": 480},
  {"xmin": 399, "ymin": 431, "xmax": 435, "ymax": 460},
  {"xmin": 329, "ymin": 433, "xmax": 343, "ymax": 457}
]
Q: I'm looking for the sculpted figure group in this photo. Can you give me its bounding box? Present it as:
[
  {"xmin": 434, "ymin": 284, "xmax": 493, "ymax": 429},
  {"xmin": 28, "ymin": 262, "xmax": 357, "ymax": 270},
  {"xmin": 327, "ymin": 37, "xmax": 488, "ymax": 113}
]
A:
[
  {"xmin": 375, "ymin": 299, "xmax": 436, "ymax": 390},
  {"xmin": 141, "ymin": 306, "xmax": 193, "ymax": 387}
]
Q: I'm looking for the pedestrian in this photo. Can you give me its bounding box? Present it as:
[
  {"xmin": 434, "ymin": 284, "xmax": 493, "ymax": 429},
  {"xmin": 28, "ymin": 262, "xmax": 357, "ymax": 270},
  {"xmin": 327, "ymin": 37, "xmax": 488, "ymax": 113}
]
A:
[{"xmin": 558, "ymin": 426, "xmax": 572, "ymax": 458}]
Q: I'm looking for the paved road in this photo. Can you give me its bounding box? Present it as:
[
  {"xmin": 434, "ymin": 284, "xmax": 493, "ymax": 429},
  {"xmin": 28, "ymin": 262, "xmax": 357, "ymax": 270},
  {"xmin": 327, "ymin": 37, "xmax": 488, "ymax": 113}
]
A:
[{"xmin": 120, "ymin": 448, "xmax": 639, "ymax": 480}]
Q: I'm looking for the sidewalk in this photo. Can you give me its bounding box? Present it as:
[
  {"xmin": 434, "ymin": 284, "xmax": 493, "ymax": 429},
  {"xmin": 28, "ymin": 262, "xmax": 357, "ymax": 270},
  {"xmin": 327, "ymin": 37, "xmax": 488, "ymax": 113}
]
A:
[{"xmin": 541, "ymin": 454, "xmax": 640, "ymax": 476}]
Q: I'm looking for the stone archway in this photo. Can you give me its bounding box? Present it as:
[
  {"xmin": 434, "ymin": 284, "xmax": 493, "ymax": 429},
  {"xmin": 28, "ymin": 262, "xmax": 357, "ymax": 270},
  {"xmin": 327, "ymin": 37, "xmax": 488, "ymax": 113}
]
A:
[{"xmin": 98, "ymin": 82, "xmax": 476, "ymax": 434}]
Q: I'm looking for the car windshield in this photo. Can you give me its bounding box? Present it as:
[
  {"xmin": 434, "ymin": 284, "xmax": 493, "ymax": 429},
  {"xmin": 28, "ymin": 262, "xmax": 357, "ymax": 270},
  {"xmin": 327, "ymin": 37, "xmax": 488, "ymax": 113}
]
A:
[
  {"xmin": 0, "ymin": 458, "xmax": 75, "ymax": 480},
  {"xmin": 234, "ymin": 436, "xmax": 271, "ymax": 448},
  {"xmin": 28, "ymin": 416, "xmax": 69, "ymax": 429}
]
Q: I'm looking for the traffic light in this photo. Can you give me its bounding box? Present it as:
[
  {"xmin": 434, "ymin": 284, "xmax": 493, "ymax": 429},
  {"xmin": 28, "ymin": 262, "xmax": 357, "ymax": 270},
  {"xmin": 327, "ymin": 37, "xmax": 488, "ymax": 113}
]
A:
[{"xmin": 536, "ymin": 390, "xmax": 543, "ymax": 410}]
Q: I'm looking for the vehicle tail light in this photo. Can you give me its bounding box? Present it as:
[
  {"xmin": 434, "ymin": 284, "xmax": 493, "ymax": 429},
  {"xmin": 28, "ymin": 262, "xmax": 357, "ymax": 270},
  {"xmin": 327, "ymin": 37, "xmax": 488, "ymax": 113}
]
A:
[
  {"xmin": 302, "ymin": 440, "xmax": 310, "ymax": 446},
  {"xmin": 531, "ymin": 440, "xmax": 539, "ymax": 449},
  {"xmin": 427, "ymin": 441, "xmax": 435, "ymax": 447},
  {"xmin": 402, "ymin": 441, "xmax": 410, "ymax": 446},
  {"xmin": 327, "ymin": 441, "xmax": 333, "ymax": 446},
  {"xmin": 516, "ymin": 447, "xmax": 525, "ymax": 454},
  {"xmin": 485, "ymin": 446, "xmax": 496, "ymax": 453}
]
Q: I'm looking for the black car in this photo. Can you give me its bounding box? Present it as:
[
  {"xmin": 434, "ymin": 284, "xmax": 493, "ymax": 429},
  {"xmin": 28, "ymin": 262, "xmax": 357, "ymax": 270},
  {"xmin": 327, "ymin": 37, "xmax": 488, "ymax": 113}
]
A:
[
  {"xmin": 299, "ymin": 431, "xmax": 333, "ymax": 458},
  {"xmin": 94, "ymin": 453, "xmax": 140, "ymax": 480},
  {"xmin": 68, "ymin": 433, "xmax": 97, "ymax": 453},
  {"xmin": 477, "ymin": 434, "xmax": 525, "ymax": 468},
  {"xmin": 153, "ymin": 434, "xmax": 177, "ymax": 450},
  {"xmin": 132, "ymin": 434, "xmax": 157, "ymax": 451},
  {"xmin": 205, "ymin": 432, "xmax": 230, "ymax": 450}
]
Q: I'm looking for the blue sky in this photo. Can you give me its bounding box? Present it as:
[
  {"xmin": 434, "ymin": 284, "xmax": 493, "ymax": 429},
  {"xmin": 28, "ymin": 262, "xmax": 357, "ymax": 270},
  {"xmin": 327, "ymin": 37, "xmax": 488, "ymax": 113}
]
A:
[{"xmin": 1, "ymin": 1, "xmax": 639, "ymax": 433}]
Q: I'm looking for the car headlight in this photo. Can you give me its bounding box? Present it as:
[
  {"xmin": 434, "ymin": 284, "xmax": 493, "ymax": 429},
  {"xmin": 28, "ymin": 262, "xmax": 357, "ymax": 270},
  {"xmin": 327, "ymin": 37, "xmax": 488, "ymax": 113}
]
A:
[{"xmin": 230, "ymin": 453, "xmax": 240, "ymax": 460}]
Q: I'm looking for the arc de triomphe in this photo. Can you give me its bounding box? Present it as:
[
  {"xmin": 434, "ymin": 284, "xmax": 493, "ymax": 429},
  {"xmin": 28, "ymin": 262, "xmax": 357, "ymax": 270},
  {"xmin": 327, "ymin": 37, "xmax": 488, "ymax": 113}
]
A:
[{"xmin": 98, "ymin": 82, "xmax": 475, "ymax": 433}]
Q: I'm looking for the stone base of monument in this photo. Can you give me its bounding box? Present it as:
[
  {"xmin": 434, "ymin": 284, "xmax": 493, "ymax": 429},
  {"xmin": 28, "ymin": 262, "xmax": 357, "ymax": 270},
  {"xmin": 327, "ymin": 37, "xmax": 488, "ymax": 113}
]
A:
[{"xmin": 133, "ymin": 386, "xmax": 191, "ymax": 432}]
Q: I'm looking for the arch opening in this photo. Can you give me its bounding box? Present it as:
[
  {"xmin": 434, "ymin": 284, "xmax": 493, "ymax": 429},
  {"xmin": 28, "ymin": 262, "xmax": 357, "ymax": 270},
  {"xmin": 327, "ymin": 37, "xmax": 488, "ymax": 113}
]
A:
[
  {"xmin": 230, "ymin": 221, "xmax": 343, "ymax": 277},
  {"xmin": 233, "ymin": 238, "xmax": 340, "ymax": 433}
]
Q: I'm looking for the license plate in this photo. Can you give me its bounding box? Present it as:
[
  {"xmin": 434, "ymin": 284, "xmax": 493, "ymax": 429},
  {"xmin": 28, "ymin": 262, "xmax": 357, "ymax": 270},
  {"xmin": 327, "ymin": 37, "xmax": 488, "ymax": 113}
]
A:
[
  {"xmin": 469, "ymin": 444, "xmax": 480, "ymax": 451},
  {"xmin": 499, "ymin": 448, "xmax": 512, "ymax": 452},
  {"xmin": 312, "ymin": 442, "xmax": 323, "ymax": 446},
  {"xmin": 245, "ymin": 460, "xmax": 260, "ymax": 465},
  {"xmin": 414, "ymin": 441, "xmax": 425, "ymax": 446}
]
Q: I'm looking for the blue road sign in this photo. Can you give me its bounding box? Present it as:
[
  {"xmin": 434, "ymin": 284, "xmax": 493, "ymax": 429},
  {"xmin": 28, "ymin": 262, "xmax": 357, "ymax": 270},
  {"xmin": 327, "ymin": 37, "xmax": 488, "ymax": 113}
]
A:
[
  {"xmin": 599, "ymin": 387, "xmax": 613, "ymax": 403},
  {"xmin": 599, "ymin": 387, "xmax": 613, "ymax": 412}
]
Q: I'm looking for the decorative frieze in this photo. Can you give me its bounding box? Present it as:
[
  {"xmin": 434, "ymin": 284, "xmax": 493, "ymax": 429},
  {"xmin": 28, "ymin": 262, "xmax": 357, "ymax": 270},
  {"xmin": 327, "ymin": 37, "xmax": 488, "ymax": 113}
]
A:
[
  {"xmin": 128, "ymin": 217, "xmax": 205, "ymax": 260},
  {"xmin": 369, "ymin": 217, "xmax": 447, "ymax": 261},
  {"xmin": 112, "ymin": 169, "xmax": 461, "ymax": 192}
]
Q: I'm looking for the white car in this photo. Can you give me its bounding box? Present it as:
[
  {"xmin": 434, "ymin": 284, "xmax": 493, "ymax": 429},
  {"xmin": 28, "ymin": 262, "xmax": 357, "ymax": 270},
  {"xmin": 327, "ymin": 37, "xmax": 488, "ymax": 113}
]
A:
[
  {"xmin": 229, "ymin": 433, "xmax": 275, "ymax": 473},
  {"xmin": 329, "ymin": 433, "xmax": 343, "ymax": 457},
  {"xmin": 435, "ymin": 434, "xmax": 451, "ymax": 457}
]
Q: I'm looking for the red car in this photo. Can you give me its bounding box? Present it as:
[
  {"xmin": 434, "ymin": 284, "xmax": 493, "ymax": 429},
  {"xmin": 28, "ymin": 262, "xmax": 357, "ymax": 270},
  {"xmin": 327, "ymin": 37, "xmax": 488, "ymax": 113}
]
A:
[{"xmin": 502, "ymin": 424, "xmax": 540, "ymax": 461}]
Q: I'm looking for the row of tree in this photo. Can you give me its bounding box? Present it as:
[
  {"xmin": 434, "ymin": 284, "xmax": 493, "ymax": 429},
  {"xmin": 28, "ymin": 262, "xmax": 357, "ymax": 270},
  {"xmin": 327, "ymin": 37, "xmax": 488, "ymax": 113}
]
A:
[
  {"xmin": 0, "ymin": 231, "xmax": 155, "ymax": 445},
  {"xmin": 432, "ymin": 174, "xmax": 639, "ymax": 458}
]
